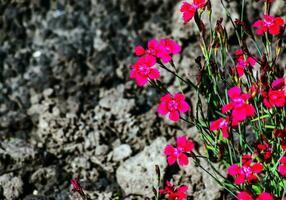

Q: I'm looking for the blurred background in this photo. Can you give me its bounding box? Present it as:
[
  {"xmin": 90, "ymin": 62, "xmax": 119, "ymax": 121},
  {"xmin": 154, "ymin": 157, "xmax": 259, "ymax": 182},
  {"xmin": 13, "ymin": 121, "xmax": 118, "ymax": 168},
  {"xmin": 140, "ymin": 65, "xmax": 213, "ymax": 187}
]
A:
[{"xmin": 0, "ymin": 0, "xmax": 285, "ymax": 199}]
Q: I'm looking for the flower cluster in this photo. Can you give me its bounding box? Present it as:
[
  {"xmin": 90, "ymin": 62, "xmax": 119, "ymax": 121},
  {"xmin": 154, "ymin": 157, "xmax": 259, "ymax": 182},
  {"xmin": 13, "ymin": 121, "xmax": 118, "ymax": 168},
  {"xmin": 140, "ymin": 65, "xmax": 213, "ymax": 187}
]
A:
[
  {"xmin": 128, "ymin": 0, "xmax": 286, "ymax": 199},
  {"xmin": 228, "ymin": 155, "xmax": 263, "ymax": 185},
  {"xmin": 130, "ymin": 39, "xmax": 181, "ymax": 87}
]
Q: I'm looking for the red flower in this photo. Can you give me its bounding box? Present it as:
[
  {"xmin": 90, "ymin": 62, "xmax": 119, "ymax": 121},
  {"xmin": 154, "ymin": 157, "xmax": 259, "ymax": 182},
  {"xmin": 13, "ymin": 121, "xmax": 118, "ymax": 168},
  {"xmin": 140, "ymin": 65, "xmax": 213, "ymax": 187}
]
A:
[
  {"xmin": 70, "ymin": 177, "xmax": 85, "ymax": 196},
  {"xmin": 278, "ymin": 156, "xmax": 286, "ymax": 176},
  {"xmin": 134, "ymin": 38, "xmax": 181, "ymax": 63},
  {"xmin": 228, "ymin": 155, "xmax": 263, "ymax": 185},
  {"xmin": 210, "ymin": 117, "xmax": 230, "ymax": 138},
  {"xmin": 274, "ymin": 126, "xmax": 286, "ymax": 151},
  {"xmin": 180, "ymin": 0, "xmax": 205, "ymax": 24},
  {"xmin": 222, "ymin": 87, "xmax": 256, "ymax": 126},
  {"xmin": 159, "ymin": 181, "xmax": 188, "ymax": 200},
  {"xmin": 256, "ymin": 192, "xmax": 274, "ymax": 200},
  {"xmin": 234, "ymin": 50, "xmax": 256, "ymax": 77},
  {"xmin": 157, "ymin": 93, "xmax": 190, "ymax": 121},
  {"xmin": 253, "ymin": 15, "xmax": 285, "ymax": 36},
  {"xmin": 256, "ymin": 142, "xmax": 272, "ymax": 162},
  {"xmin": 263, "ymin": 90, "xmax": 286, "ymax": 108},
  {"xmin": 130, "ymin": 55, "xmax": 159, "ymax": 86},
  {"xmin": 164, "ymin": 135, "xmax": 194, "ymax": 166},
  {"xmin": 237, "ymin": 191, "xmax": 253, "ymax": 200}
]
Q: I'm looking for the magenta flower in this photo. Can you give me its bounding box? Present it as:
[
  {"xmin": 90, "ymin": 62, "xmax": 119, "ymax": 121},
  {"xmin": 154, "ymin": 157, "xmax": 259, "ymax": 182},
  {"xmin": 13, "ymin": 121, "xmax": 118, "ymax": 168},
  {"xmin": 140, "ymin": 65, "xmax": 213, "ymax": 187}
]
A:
[
  {"xmin": 278, "ymin": 156, "xmax": 286, "ymax": 176},
  {"xmin": 210, "ymin": 117, "xmax": 230, "ymax": 138},
  {"xmin": 228, "ymin": 155, "xmax": 263, "ymax": 185},
  {"xmin": 159, "ymin": 181, "xmax": 188, "ymax": 200},
  {"xmin": 253, "ymin": 15, "xmax": 285, "ymax": 36},
  {"xmin": 157, "ymin": 93, "xmax": 190, "ymax": 121},
  {"xmin": 235, "ymin": 50, "xmax": 256, "ymax": 77},
  {"xmin": 222, "ymin": 86, "xmax": 255, "ymax": 126},
  {"xmin": 134, "ymin": 39, "xmax": 160, "ymax": 57},
  {"xmin": 180, "ymin": 0, "xmax": 205, "ymax": 24},
  {"xmin": 130, "ymin": 55, "xmax": 160, "ymax": 86},
  {"xmin": 164, "ymin": 135, "xmax": 194, "ymax": 166},
  {"xmin": 134, "ymin": 38, "xmax": 181, "ymax": 64},
  {"xmin": 237, "ymin": 191, "xmax": 253, "ymax": 200},
  {"xmin": 157, "ymin": 39, "xmax": 182, "ymax": 63},
  {"xmin": 256, "ymin": 192, "xmax": 274, "ymax": 200}
]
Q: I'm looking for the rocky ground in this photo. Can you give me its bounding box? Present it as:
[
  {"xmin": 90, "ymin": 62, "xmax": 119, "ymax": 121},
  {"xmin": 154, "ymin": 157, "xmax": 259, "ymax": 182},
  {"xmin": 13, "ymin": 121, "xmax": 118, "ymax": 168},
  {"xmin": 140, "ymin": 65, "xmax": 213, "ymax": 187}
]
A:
[{"xmin": 0, "ymin": 0, "xmax": 285, "ymax": 200}]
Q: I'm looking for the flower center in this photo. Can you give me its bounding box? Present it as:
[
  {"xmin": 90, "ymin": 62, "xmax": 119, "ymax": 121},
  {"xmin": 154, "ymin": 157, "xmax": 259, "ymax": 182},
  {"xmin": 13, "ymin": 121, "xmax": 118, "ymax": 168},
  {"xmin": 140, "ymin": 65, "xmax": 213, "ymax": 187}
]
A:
[
  {"xmin": 168, "ymin": 100, "xmax": 178, "ymax": 111},
  {"xmin": 219, "ymin": 119, "xmax": 227, "ymax": 127},
  {"xmin": 138, "ymin": 64, "xmax": 150, "ymax": 75},
  {"xmin": 232, "ymin": 97, "xmax": 244, "ymax": 106},
  {"xmin": 174, "ymin": 147, "xmax": 183, "ymax": 156},
  {"xmin": 264, "ymin": 18, "xmax": 274, "ymax": 27},
  {"xmin": 241, "ymin": 166, "xmax": 252, "ymax": 177}
]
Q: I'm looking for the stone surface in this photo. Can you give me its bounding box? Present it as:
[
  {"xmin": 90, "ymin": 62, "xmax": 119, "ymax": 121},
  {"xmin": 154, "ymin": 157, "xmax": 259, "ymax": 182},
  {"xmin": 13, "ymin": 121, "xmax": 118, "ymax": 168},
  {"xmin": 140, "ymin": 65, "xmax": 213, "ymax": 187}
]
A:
[
  {"xmin": 116, "ymin": 137, "xmax": 167, "ymax": 197},
  {"xmin": 112, "ymin": 144, "xmax": 132, "ymax": 161},
  {"xmin": 0, "ymin": 173, "xmax": 23, "ymax": 200}
]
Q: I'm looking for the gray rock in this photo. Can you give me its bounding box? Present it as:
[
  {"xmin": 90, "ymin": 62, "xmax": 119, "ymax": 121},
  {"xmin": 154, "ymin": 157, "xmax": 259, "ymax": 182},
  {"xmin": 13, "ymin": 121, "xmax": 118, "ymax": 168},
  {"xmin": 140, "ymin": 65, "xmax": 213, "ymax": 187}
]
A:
[
  {"xmin": 112, "ymin": 144, "xmax": 132, "ymax": 161},
  {"xmin": 116, "ymin": 137, "xmax": 167, "ymax": 197},
  {"xmin": 0, "ymin": 173, "xmax": 23, "ymax": 200}
]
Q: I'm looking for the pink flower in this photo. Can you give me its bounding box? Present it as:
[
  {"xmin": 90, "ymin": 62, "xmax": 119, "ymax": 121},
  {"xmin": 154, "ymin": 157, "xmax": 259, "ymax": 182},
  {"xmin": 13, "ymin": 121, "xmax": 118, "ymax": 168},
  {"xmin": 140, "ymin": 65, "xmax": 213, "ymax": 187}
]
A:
[
  {"xmin": 278, "ymin": 156, "xmax": 286, "ymax": 176},
  {"xmin": 158, "ymin": 39, "xmax": 182, "ymax": 63},
  {"xmin": 134, "ymin": 39, "xmax": 181, "ymax": 63},
  {"xmin": 222, "ymin": 87, "xmax": 256, "ymax": 126},
  {"xmin": 180, "ymin": 0, "xmax": 205, "ymax": 24},
  {"xmin": 235, "ymin": 50, "xmax": 256, "ymax": 77},
  {"xmin": 237, "ymin": 191, "xmax": 253, "ymax": 200},
  {"xmin": 157, "ymin": 93, "xmax": 190, "ymax": 121},
  {"xmin": 134, "ymin": 39, "xmax": 160, "ymax": 57},
  {"xmin": 228, "ymin": 155, "xmax": 263, "ymax": 185},
  {"xmin": 210, "ymin": 117, "xmax": 230, "ymax": 138},
  {"xmin": 256, "ymin": 192, "xmax": 274, "ymax": 200},
  {"xmin": 159, "ymin": 181, "xmax": 188, "ymax": 200},
  {"xmin": 272, "ymin": 77, "xmax": 286, "ymax": 90},
  {"xmin": 253, "ymin": 15, "xmax": 285, "ymax": 36},
  {"xmin": 130, "ymin": 55, "xmax": 159, "ymax": 86},
  {"xmin": 164, "ymin": 135, "xmax": 194, "ymax": 166}
]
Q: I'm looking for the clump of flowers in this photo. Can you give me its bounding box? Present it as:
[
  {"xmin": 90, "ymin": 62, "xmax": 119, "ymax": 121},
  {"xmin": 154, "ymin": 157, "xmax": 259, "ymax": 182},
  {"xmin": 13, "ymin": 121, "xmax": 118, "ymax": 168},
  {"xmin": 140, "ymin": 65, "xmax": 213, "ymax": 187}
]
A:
[{"xmin": 129, "ymin": 0, "xmax": 286, "ymax": 199}]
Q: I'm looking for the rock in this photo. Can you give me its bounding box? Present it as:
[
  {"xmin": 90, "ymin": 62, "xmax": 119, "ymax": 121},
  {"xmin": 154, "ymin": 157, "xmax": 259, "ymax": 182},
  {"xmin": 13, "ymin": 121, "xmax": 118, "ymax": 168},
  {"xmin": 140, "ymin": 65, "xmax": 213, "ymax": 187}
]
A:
[
  {"xmin": 0, "ymin": 139, "xmax": 38, "ymax": 174},
  {"xmin": 112, "ymin": 144, "xmax": 132, "ymax": 161},
  {"xmin": 181, "ymin": 147, "xmax": 225, "ymax": 200},
  {"xmin": 0, "ymin": 173, "xmax": 23, "ymax": 200},
  {"xmin": 116, "ymin": 137, "xmax": 167, "ymax": 197}
]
